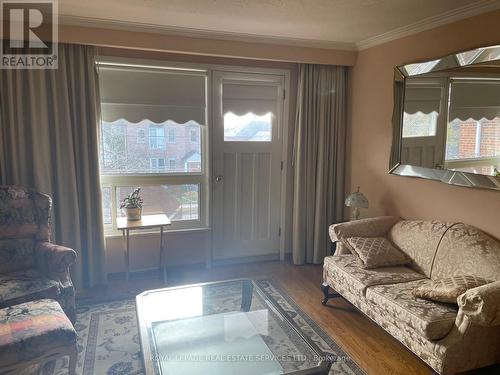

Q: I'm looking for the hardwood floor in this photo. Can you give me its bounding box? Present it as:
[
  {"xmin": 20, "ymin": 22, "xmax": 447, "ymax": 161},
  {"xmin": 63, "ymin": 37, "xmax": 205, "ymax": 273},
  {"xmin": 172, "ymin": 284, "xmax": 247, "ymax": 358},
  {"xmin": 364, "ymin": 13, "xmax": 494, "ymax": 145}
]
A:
[{"xmin": 78, "ymin": 260, "xmax": 499, "ymax": 375}]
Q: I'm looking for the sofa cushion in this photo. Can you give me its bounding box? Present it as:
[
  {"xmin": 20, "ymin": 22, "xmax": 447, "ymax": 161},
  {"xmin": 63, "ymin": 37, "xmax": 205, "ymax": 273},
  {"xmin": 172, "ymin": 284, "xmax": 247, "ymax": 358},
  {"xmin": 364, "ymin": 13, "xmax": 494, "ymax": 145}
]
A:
[
  {"xmin": 0, "ymin": 299, "xmax": 76, "ymax": 368},
  {"xmin": 324, "ymin": 255, "xmax": 426, "ymax": 297},
  {"xmin": 413, "ymin": 275, "xmax": 492, "ymax": 304},
  {"xmin": 0, "ymin": 270, "xmax": 60, "ymax": 308},
  {"xmin": 366, "ymin": 279, "xmax": 458, "ymax": 340},
  {"xmin": 0, "ymin": 238, "xmax": 35, "ymax": 273},
  {"xmin": 329, "ymin": 216, "xmax": 400, "ymax": 243},
  {"xmin": 346, "ymin": 237, "xmax": 410, "ymax": 269},
  {"xmin": 387, "ymin": 220, "xmax": 455, "ymax": 277},
  {"xmin": 431, "ymin": 223, "xmax": 500, "ymax": 282}
]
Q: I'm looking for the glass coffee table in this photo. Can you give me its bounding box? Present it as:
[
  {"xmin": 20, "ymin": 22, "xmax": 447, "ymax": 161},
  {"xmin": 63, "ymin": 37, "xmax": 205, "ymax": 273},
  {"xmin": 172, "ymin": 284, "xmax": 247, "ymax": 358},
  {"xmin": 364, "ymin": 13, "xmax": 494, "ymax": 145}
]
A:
[{"xmin": 136, "ymin": 279, "xmax": 331, "ymax": 375}]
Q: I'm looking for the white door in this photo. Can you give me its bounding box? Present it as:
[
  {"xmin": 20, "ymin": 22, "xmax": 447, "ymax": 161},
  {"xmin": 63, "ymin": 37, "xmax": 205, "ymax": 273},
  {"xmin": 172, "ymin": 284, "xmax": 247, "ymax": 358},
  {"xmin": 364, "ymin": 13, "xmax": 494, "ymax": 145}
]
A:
[
  {"xmin": 212, "ymin": 71, "xmax": 284, "ymax": 261},
  {"xmin": 401, "ymin": 78, "xmax": 448, "ymax": 169}
]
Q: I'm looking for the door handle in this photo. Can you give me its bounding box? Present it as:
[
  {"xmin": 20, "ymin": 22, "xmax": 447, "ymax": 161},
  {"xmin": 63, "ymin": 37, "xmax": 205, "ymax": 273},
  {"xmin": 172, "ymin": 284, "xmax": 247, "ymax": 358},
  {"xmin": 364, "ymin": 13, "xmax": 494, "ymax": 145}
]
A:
[{"xmin": 215, "ymin": 175, "xmax": 223, "ymax": 182}]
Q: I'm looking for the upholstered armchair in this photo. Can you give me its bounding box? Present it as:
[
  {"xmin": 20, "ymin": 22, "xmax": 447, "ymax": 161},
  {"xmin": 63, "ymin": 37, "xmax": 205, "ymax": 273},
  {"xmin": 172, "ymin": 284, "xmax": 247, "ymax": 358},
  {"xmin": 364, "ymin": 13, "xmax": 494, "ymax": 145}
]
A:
[{"xmin": 0, "ymin": 185, "xmax": 76, "ymax": 322}]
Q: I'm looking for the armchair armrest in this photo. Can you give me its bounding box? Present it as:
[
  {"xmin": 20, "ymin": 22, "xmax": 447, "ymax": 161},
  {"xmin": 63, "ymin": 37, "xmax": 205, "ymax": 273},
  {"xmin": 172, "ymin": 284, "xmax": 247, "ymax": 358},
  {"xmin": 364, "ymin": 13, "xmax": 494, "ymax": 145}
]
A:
[
  {"xmin": 35, "ymin": 241, "xmax": 76, "ymax": 283},
  {"xmin": 329, "ymin": 216, "xmax": 400, "ymax": 243},
  {"xmin": 457, "ymin": 280, "xmax": 500, "ymax": 326}
]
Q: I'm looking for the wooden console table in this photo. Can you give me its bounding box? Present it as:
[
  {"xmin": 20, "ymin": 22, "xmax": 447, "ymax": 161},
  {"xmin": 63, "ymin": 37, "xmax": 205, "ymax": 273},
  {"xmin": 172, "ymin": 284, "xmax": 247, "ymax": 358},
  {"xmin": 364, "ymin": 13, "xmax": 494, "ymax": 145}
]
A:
[{"xmin": 117, "ymin": 214, "xmax": 171, "ymax": 283}]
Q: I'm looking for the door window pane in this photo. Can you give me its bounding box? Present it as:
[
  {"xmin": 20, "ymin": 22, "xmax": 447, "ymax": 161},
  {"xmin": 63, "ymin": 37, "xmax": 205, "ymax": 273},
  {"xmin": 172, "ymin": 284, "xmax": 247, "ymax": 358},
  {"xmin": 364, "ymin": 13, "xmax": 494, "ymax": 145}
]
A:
[
  {"xmin": 402, "ymin": 112, "xmax": 438, "ymax": 138},
  {"xmin": 101, "ymin": 120, "xmax": 202, "ymax": 174},
  {"xmin": 224, "ymin": 113, "xmax": 272, "ymax": 142},
  {"xmin": 116, "ymin": 185, "xmax": 199, "ymax": 221}
]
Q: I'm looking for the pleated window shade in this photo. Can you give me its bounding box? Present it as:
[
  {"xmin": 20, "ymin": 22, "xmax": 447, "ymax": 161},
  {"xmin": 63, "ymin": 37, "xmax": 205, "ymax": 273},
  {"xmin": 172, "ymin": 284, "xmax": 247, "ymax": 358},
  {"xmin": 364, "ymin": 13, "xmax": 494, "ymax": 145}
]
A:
[
  {"xmin": 449, "ymin": 79, "xmax": 500, "ymax": 121},
  {"xmin": 404, "ymin": 84, "xmax": 443, "ymax": 115},
  {"xmin": 99, "ymin": 65, "xmax": 207, "ymax": 125},
  {"xmin": 222, "ymin": 82, "xmax": 278, "ymax": 116}
]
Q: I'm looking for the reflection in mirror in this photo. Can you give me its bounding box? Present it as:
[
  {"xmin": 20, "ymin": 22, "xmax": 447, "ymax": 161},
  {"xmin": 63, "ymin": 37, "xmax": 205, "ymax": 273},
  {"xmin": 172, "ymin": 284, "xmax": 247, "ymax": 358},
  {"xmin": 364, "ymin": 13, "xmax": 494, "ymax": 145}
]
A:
[
  {"xmin": 445, "ymin": 79, "xmax": 500, "ymax": 176},
  {"xmin": 391, "ymin": 44, "xmax": 500, "ymax": 190},
  {"xmin": 402, "ymin": 45, "xmax": 500, "ymax": 76},
  {"xmin": 401, "ymin": 76, "xmax": 500, "ymax": 176},
  {"xmin": 401, "ymin": 77, "xmax": 446, "ymax": 169}
]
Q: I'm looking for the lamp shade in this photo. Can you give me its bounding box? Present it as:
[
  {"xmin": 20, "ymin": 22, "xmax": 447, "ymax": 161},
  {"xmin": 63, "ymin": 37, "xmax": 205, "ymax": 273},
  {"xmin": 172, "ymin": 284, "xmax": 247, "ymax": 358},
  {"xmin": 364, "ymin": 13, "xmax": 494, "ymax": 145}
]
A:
[{"xmin": 345, "ymin": 187, "xmax": 369, "ymax": 208}]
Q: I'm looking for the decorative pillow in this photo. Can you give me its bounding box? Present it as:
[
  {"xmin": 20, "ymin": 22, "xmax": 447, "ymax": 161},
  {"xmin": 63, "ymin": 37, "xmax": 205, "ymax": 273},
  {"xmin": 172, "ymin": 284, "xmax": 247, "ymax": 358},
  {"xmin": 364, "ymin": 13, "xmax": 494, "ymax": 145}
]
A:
[
  {"xmin": 413, "ymin": 275, "xmax": 492, "ymax": 304},
  {"xmin": 346, "ymin": 236, "xmax": 410, "ymax": 269}
]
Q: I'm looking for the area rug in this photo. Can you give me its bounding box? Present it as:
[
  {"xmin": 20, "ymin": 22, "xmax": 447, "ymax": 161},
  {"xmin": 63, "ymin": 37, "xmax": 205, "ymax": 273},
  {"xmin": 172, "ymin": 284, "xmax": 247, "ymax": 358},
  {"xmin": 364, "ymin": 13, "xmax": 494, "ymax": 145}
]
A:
[{"xmin": 45, "ymin": 279, "xmax": 365, "ymax": 375}]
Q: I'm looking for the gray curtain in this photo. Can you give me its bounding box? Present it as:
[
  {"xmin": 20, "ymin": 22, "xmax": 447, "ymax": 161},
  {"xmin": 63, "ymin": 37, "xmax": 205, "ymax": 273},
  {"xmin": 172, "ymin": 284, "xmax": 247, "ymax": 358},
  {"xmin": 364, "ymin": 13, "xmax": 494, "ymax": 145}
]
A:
[
  {"xmin": 292, "ymin": 64, "xmax": 348, "ymax": 264},
  {"xmin": 0, "ymin": 43, "xmax": 106, "ymax": 288}
]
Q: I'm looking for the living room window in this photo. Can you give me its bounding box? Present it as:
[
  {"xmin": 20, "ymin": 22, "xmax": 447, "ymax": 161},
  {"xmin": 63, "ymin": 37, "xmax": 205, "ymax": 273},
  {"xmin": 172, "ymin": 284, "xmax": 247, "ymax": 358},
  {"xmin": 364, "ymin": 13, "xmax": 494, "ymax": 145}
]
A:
[{"xmin": 98, "ymin": 62, "xmax": 208, "ymax": 231}]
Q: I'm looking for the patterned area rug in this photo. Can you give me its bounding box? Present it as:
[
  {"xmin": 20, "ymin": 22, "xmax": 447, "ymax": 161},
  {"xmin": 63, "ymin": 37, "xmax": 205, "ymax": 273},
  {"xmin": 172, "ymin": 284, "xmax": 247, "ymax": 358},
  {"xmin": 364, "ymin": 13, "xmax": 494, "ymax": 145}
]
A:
[{"xmin": 45, "ymin": 280, "xmax": 365, "ymax": 375}]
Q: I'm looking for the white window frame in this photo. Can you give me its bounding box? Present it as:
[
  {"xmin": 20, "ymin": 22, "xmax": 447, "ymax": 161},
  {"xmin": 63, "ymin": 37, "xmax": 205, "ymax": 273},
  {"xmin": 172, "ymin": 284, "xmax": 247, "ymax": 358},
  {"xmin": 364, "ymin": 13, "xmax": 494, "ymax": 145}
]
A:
[{"xmin": 99, "ymin": 61, "xmax": 210, "ymax": 234}]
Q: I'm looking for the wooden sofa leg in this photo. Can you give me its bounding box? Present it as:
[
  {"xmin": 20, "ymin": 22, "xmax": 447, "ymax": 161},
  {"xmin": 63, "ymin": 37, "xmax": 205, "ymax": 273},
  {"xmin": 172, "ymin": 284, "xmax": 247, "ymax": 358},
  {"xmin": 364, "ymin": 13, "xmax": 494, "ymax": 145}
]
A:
[{"xmin": 321, "ymin": 282, "xmax": 340, "ymax": 305}]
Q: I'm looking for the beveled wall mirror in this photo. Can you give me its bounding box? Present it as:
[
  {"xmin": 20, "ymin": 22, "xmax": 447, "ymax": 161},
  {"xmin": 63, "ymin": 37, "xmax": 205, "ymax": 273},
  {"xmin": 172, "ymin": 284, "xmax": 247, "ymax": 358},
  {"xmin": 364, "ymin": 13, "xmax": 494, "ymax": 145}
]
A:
[{"xmin": 390, "ymin": 44, "xmax": 500, "ymax": 191}]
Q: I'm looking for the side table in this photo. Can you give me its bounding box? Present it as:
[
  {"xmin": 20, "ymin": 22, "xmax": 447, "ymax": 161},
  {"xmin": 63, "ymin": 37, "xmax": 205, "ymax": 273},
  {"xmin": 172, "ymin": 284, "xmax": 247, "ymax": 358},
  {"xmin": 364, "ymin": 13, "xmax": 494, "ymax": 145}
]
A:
[{"xmin": 117, "ymin": 214, "xmax": 171, "ymax": 283}]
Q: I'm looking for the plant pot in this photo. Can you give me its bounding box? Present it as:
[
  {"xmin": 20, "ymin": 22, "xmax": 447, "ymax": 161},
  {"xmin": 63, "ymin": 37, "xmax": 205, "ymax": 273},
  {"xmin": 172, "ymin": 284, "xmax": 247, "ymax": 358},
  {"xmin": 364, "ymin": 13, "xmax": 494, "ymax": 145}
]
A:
[{"xmin": 124, "ymin": 207, "xmax": 142, "ymax": 221}]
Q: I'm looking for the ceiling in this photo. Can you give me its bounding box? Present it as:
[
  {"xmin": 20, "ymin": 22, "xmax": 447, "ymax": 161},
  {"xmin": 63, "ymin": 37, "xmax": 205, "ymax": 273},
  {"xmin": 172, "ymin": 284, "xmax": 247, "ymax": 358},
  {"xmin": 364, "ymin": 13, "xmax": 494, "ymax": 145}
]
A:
[{"xmin": 58, "ymin": 0, "xmax": 500, "ymax": 50}]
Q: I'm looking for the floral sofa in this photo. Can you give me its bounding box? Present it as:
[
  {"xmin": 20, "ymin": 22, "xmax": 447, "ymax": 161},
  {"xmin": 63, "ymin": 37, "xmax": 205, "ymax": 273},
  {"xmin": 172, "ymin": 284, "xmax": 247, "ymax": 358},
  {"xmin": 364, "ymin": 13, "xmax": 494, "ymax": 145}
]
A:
[
  {"xmin": 0, "ymin": 185, "xmax": 76, "ymax": 322},
  {"xmin": 323, "ymin": 216, "xmax": 500, "ymax": 375}
]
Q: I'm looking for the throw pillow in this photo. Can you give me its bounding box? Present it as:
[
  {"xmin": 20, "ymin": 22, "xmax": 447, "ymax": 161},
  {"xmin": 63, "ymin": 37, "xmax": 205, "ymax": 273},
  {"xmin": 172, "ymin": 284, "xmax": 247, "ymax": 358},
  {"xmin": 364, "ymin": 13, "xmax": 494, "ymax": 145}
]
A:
[
  {"xmin": 346, "ymin": 236, "xmax": 410, "ymax": 269},
  {"xmin": 413, "ymin": 276, "xmax": 492, "ymax": 304}
]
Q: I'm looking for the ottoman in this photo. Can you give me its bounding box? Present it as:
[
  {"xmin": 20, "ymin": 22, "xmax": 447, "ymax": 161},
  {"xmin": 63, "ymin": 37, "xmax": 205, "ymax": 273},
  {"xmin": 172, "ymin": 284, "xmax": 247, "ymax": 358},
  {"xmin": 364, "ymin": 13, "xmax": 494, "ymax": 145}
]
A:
[{"xmin": 0, "ymin": 299, "xmax": 77, "ymax": 374}]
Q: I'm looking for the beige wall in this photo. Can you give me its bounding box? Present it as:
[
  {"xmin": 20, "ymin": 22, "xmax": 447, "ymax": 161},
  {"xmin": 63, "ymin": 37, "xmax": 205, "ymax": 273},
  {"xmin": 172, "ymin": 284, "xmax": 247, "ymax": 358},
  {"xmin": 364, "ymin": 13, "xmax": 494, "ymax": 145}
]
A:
[
  {"xmin": 106, "ymin": 231, "xmax": 210, "ymax": 274},
  {"xmin": 59, "ymin": 24, "xmax": 356, "ymax": 66},
  {"xmin": 349, "ymin": 9, "xmax": 500, "ymax": 239}
]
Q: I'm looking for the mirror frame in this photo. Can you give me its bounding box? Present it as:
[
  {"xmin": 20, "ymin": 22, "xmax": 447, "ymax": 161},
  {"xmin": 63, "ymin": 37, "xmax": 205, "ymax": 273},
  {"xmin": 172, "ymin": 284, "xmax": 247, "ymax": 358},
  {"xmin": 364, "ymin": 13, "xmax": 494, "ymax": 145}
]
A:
[{"xmin": 389, "ymin": 44, "xmax": 500, "ymax": 191}]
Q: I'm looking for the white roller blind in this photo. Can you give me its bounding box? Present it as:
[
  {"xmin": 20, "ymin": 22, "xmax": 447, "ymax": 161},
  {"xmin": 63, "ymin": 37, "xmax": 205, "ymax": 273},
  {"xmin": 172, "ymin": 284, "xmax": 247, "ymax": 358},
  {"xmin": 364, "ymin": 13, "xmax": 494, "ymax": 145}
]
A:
[
  {"xmin": 449, "ymin": 79, "xmax": 500, "ymax": 121},
  {"xmin": 223, "ymin": 83, "xmax": 278, "ymax": 115},
  {"xmin": 404, "ymin": 84, "xmax": 442, "ymax": 114},
  {"xmin": 99, "ymin": 65, "xmax": 207, "ymax": 124}
]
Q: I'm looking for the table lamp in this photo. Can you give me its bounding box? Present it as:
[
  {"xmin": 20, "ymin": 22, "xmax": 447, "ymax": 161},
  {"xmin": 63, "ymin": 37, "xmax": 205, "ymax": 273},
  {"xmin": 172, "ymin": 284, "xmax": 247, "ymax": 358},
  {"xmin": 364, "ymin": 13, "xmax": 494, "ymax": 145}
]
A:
[{"xmin": 345, "ymin": 186, "xmax": 368, "ymax": 220}]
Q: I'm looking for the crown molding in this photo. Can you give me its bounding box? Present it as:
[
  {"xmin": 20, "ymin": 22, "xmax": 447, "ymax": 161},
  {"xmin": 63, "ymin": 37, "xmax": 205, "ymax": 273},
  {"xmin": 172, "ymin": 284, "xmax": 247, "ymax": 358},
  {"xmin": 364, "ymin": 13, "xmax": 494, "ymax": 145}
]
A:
[
  {"xmin": 59, "ymin": 15, "xmax": 357, "ymax": 52},
  {"xmin": 356, "ymin": 0, "xmax": 500, "ymax": 51}
]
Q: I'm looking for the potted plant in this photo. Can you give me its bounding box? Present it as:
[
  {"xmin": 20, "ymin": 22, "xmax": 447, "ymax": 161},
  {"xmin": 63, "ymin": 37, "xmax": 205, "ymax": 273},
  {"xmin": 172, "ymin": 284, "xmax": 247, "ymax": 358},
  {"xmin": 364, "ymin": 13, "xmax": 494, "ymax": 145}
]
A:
[{"xmin": 120, "ymin": 188, "xmax": 144, "ymax": 221}]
